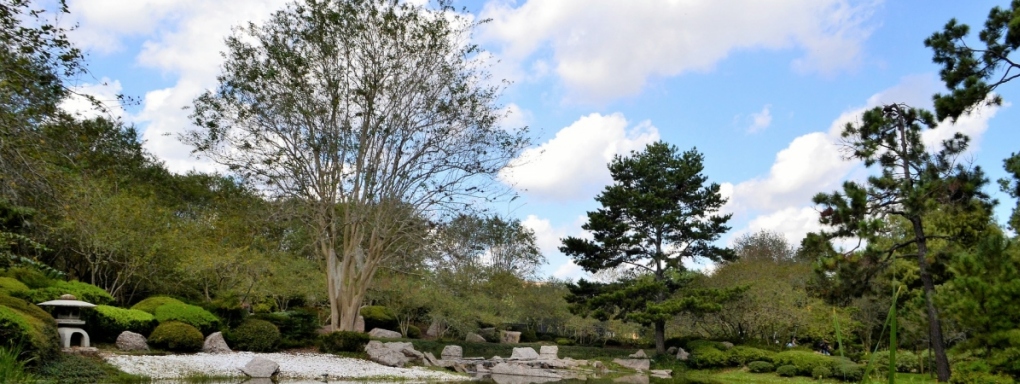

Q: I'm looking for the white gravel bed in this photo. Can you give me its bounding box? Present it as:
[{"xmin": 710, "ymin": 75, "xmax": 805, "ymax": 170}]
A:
[{"xmin": 103, "ymin": 351, "xmax": 467, "ymax": 381}]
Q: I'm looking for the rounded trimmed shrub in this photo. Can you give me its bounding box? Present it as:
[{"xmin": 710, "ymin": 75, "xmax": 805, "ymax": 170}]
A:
[
  {"xmin": 774, "ymin": 350, "xmax": 836, "ymax": 376},
  {"xmin": 556, "ymin": 338, "xmax": 573, "ymax": 346},
  {"xmin": 320, "ymin": 331, "xmax": 369, "ymax": 353},
  {"xmin": 131, "ymin": 296, "xmax": 186, "ymax": 315},
  {"xmin": 812, "ymin": 366, "xmax": 832, "ymax": 379},
  {"xmin": 406, "ymin": 324, "xmax": 421, "ymax": 339},
  {"xmin": 748, "ymin": 361, "xmax": 775, "ymax": 373},
  {"xmin": 226, "ymin": 319, "xmax": 280, "ymax": 352},
  {"xmin": 777, "ymin": 364, "xmax": 798, "ymax": 377},
  {"xmin": 873, "ymin": 350, "xmax": 921, "ymax": 373},
  {"xmin": 153, "ymin": 302, "xmax": 220, "ymax": 334},
  {"xmin": 148, "ymin": 321, "xmax": 203, "ymax": 352},
  {"xmin": 252, "ymin": 309, "xmax": 318, "ymax": 344},
  {"xmin": 0, "ymin": 277, "xmax": 29, "ymax": 295},
  {"xmin": 728, "ymin": 346, "xmax": 775, "ymax": 365},
  {"xmin": 1, "ymin": 267, "xmax": 54, "ymax": 289},
  {"xmin": 690, "ymin": 346, "xmax": 730, "ymax": 368},
  {"xmin": 19, "ymin": 281, "xmax": 115, "ymax": 306},
  {"xmin": 0, "ymin": 298, "xmax": 59, "ymax": 362},
  {"xmin": 831, "ymin": 361, "xmax": 863, "ymax": 382},
  {"xmin": 84, "ymin": 305, "xmax": 157, "ymax": 343},
  {"xmin": 359, "ymin": 306, "xmax": 397, "ymax": 332}
]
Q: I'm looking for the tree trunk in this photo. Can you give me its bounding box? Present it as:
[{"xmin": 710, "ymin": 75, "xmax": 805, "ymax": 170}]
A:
[
  {"xmin": 911, "ymin": 217, "xmax": 951, "ymax": 382},
  {"xmin": 654, "ymin": 320, "xmax": 666, "ymax": 355}
]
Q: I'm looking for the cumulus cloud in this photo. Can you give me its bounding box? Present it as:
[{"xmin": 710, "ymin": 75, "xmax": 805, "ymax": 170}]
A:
[
  {"xmin": 724, "ymin": 74, "xmax": 1004, "ymax": 247},
  {"xmin": 748, "ymin": 105, "xmax": 773, "ymax": 133},
  {"xmin": 500, "ymin": 113, "xmax": 659, "ymax": 201},
  {"xmin": 59, "ymin": 78, "xmax": 125, "ymax": 120},
  {"xmin": 479, "ymin": 0, "xmax": 880, "ymax": 101}
]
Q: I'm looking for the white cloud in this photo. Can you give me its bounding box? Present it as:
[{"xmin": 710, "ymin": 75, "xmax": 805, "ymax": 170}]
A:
[
  {"xmin": 500, "ymin": 103, "xmax": 531, "ymax": 131},
  {"xmin": 59, "ymin": 78, "xmax": 125, "ymax": 120},
  {"xmin": 500, "ymin": 113, "xmax": 659, "ymax": 201},
  {"xmin": 521, "ymin": 214, "xmax": 566, "ymax": 257},
  {"xmin": 748, "ymin": 105, "xmax": 773, "ymax": 133},
  {"xmin": 925, "ymin": 98, "xmax": 1006, "ymax": 155},
  {"xmin": 479, "ymin": 0, "xmax": 880, "ymax": 101},
  {"xmin": 552, "ymin": 260, "xmax": 585, "ymax": 281}
]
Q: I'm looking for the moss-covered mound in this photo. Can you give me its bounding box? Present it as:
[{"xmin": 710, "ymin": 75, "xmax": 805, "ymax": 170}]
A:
[
  {"xmin": 19, "ymin": 280, "xmax": 115, "ymax": 306},
  {"xmin": 130, "ymin": 296, "xmax": 186, "ymax": 315},
  {"xmin": 0, "ymin": 294, "xmax": 59, "ymax": 362},
  {"xmin": 84, "ymin": 305, "xmax": 158, "ymax": 343},
  {"xmin": 153, "ymin": 302, "xmax": 220, "ymax": 334},
  {"xmin": 226, "ymin": 319, "xmax": 280, "ymax": 352},
  {"xmin": 148, "ymin": 321, "xmax": 203, "ymax": 352}
]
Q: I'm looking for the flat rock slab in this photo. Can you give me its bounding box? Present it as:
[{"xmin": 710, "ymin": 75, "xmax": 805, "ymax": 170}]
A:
[
  {"xmin": 241, "ymin": 357, "xmax": 279, "ymax": 378},
  {"xmin": 466, "ymin": 332, "xmax": 486, "ymax": 343},
  {"xmin": 650, "ymin": 369, "xmax": 672, "ymax": 378},
  {"xmin": 613, "ymin": 358, "xmax": 650, "ymax": 372},
  {"xmin": 501, "ymin": 331, "xmax": 521, "ymax": 344},
  {"xmin": 628, "ymin": 349, "xmax": 648, "ymax": 359},
  {"xmin": 510, "ymin": 347, "xmax": 539, "ymax": 360},
  {"xmin": 539, "ymin": 345, "xmax": 558, "ymax": 359},
  {"xmin": 441, "ymin": 345, "xmax": 463, "ymax": 359},
  {"xmin": 490, "ymin": 362, "xmax": 562, "ymax": 378},
  {"xmin": 368, "ymin": 328, "xmax": 402, "ymax": 339}
]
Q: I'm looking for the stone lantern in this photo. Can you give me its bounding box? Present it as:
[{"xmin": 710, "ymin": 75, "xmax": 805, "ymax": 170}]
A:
[{"xmin": 38, "ymin": 294, "xmax": 96, "ymax": 349}]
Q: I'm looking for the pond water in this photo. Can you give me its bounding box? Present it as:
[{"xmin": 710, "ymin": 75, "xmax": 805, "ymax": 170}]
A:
[{"xmin": 154, "ymin": 372, "xmax": 658, "ymax": 384}]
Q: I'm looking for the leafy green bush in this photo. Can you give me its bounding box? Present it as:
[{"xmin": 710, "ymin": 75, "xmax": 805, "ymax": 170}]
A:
[
  {"xmin": 872, "ymin": 349, "xmax": 921, "ymax": 373},
  {"xmin": 686, "ymin": 340, "xmax": 726, "ymax": 351},
  {"xmin": 748, "ymin": 361, "xmax": 775, "ymax": 373},
  {"xmin": 520, "ymin": 328, "xmax": 537, "ymax": 343},
  {"xmin": 831, "ymin": 361, "xmax": 863, "ymax": 382},
  {"xmin": 951, "ymin": 359, "xmax": 1016, "ymax": 384},
  {"xmin": 728, "ymin": 346, "xmax": 774, "ymax": 365},
  {"xmin": 130, "ymin": 296, "xmax": 186, "ymax": 314},
  {"xmin": 153, "ymin": 302, "xmax": 220, "ymax": 334},
  {"xmin": 17, "ymin": 281, "xmax": 115, "ymax": 306},
  {"xmin": 319, "ymin": 331, "xmax": 369, "ymax": 353},
  {"xmin": 83, "ymin": 305, "xmax": 157, "ymax": 343},
  {"xmin": 690, "ymin": 346, "xmax": 730, "ymax": 368},
  {"xmin": 252, "ymin": 309, "xmax": 318, "ymax": 344},
  {"xmin": 226, "ymin": 319, "xmax": 280, "ymax": 352},
  {"xmin": 200, "ymin": 299, "xmax": 248, "ymax": 329},
  {"xmin": 359, "ymin": 306, "xmax": 397, "ymax": 331},
  {"xmin": 0, "ymin": 302, "xmax": 58, "ymax": 363},
  {"xmin": 773, "ymin": 350, "xmax": 836, "ymax": 376},
  {"xmin": 406, "ymin": 324, "xmax": 421, "ymax": 339},
  {"xmin": 556, "ymin": 338, "xmax": 573, "ymax": 346},
  {"xmin": 37, "ymin": 352, "xmax": 146, "ymax": 383},
  {"xmin": 148, "ymin": 321, "xmax": 203, "ymax": 352},
  {"xmin": 776, "ymin": 364, "xmax": 798, "ymax": 377},
  {"xmin": 1, "ymin": 267, "xmax": 54, "ymax": 289},
  {"xmin": 0, "ymin": 277, "xmax": 28, "ymax": 296},
  {"xmin": 812, "ymin": 366, "xmax": 832, "ymax": 379}
]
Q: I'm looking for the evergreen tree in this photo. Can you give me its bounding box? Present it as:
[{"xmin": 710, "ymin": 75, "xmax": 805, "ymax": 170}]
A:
[
  {"xmin": 811, "ymin": 104, "xmax": 990, "ymax": 382},
  {"xmin": 560, "ymin": 141, "xmax": 734, "ymax": 354}
]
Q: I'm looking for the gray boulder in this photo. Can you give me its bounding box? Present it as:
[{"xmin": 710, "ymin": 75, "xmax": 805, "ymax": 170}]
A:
[
  {"xmin": 510, "ymin": 347, "xmax": 539, "ymax": 360},
  {"xmin": 426, "ymin": 321, "xmax": 441, "ymax": 338},
  {"xmin": 368, "ymin": 328, "xmax": 402, "ymax": 339},
  {"xmin": 424, "ymin": 351, "xmax": 441, "ymax": 366},
  {"xmin": 365, "ymin": 340, "xmax": 410, "ymax": 367},
  {"xmin": 721, "ymin": 341, "xmax": 734, "ymax": 350},
  {"xmin": 613, "ymin": 358, "xmax": 650, "ymax": 372},
  {"xmin": 629, "ymin": 349, "xmax": 648, "ymax": 359},
  {"xmin": 539, "ymin": 345, "xmax": 558, "ymax": 359},
  {"xmin": 676, "ymin": 347, "xmax": 689, "ymax": 361},
  {"xmin": 240, "ymin": 357, "xmax": 279, "ymax": 378},
  {"xmin": 500, "ymin": 330, "xmax": 521, "ymax": 344},
  {"xmin": 202, "ymin": 332, "xmax": 231, "ymax": 354},
  {"xmin": 466, "ymin": 332, "xmax": 486, "ymax": 343},
  {"xmin": 115, "ymin": 331, "xmax": 148, "ymax": 352},
  {"xmin": 666, "ymin": 346, "xmax": 677, "ymax": 355},
  {"xmin": 651, "ymin": 369, "xmax": 673, "ymax": 379},
  {"xmin": 441, "ymin": 345, "xmax": 463, "ymax": 359}
]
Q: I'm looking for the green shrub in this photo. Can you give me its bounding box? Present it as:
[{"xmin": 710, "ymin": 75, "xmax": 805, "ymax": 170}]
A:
[
  {"xmin": 748, "ymin": 361, "xmax": 775, "ymax": 373},
  {"xmin": 872, "ymin": 349, "xmax": 921, "ymax": 373},
  {"xmin": 252, "ymin": 308, "xmax": 318, "ymax": 344},
  {"xmin": 774, "ymin": 350, "xmax": 836, "ymax": 376},
  {"xmin": 320, "ymin": 331, "xmax": 369, "ymax": 353},
  {"xmin": 0, "ymin": 277, "xmax": 28, "ymax": 296},
  {"xmin": 728, "ymin": 346, "xmax": 774, "ymax": 365},
  {"xmin": 556, "ymin": 338, "xmax": 573, "ymax": 346},
  {"xmin": 153, "ymin": 302, "xmax": 220, "ymax": 334},
  {"xmin": 83, "ymin": 305, "xmax": 157, "ymax": 343},
  {"xmin": 406, "ymin": 324, "xmax": 421, "ymax": 339},
  {"xmin": 130, "ymin": 296, "xmax": 186, "ymax": 315},
  {"xmin": 812, "ymin": 366, "xmax": 832, "ymax": 379},
  {"xmin": 226, "ymin": 319, "xmax": 280, "ymax": 352},
  {"xmin": 686, "ymin": 340, "xmax": 726, "ymax": 351},
  {"xmin": 520, "ymin": 328, "xmax": 537, "ymax": 343},
  {"xmin": 17, "ymin": 281, "xmax": 115, "ymax": 306},
  {"xmin": 200, "ymin": 299, "xmax": 248, "ymax": 329},
  {"xmin": 776, "ymin": 364, "xmax": 798, "ymax": 377},
  {"xmin": 1, "ymin": 267, "xmax": 54, "ymax": 289},
  {"xmin": 359, "ymin": 306, "xmax": 397, "ymax": 331},
  {"xmin": 831, "ymin": 361, "xmax": 863, "ymax": 382},
  {"xmin": 148, "ymin": 321, "xmax": 203, "ymax": 352},
  {"xmin": 0, "ymin": 296, "xmax": 59, "ymax": 363},
  {"xmin": 690, "ymin": 346, "xmax": 730, "ymax": 368},
  {"xmin": 37, "ymin": 352, "xmax": 146, "ymax": 383},
  {"xmin": 951, "ymin": 359, "xmax": 1016, "ymax": 384}
]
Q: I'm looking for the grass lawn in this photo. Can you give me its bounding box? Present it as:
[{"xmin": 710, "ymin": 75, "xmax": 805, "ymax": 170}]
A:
[{"xmin": 687, "ymin": 368, "xmax": 939, "ymax": 384}]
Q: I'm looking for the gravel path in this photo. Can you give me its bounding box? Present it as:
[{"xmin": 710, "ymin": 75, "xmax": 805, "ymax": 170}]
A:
[{"xmin": 103, "ymin": 351, "xmax": 467, "ymax": 381}]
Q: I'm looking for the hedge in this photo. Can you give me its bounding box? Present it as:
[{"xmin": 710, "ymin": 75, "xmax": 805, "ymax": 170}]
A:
[
  {"xmin": 148, "ymin": 321, "xmax": 203, "ymax": 352},
  {"xmin": 0, "ymin": 277, "xmax": 29, "ymax": 295},
  {"xmin": 252, "ymin": 309, "xmax": 318, "ymax": 344},
  {"xmin": 872, "ymin": 349, "xmax": 921, "ymax": 373},
  {"xmin": 831, "ymin": 361, "xmax": 864, "ymax": 382},
  {"xmin": 748, "ymin": 361, "xmax": 775, "ymax": 373},
  {"xmin": 0, "ymin": 297, "xmax": 59, "ymax": 362},
  {"xmin": 773, "ymin": 350, "xmax": 837, "ymax": 376},
  {"xmin": 226, "ymin": 319, "xmax": 280, "ymax": 352},
  {"xmin": 130, "ymin": 296, "xmax": 186, "ymax": 315},
  {"xmin": 689, "ymin": 346, "xmax": 730, "ymax": 368},
  {"xmin": 359, "ymin": 306, "xmax": 397, "ymax": 332},
  {"xmin": 18, "ymin": 281, "xmax": 115, "ymax": 306},
  {"xmin": 84, "ymin": 305, "xmax": 157, "ymax": 343},
  {"xmin": 320, "ymin": 331, "xmax": 369, "ymax": 353},
  {"xmin": 812, "ymin": 366, "xmax": 832, "ymax": 379},
  {"xmin": 1, "ymin": 267, "xmax": 54, "ymax": 289},
  {"xmin": 153, "ymin": 302, "xmax": 220, "ymax": 335},
  {"xmin": 776, "ymin": 364, "xmax": 798, "ymax": 377},
  {"xmin": 727, "ymin": 346, "xmax": 774, "ymax": 366}
]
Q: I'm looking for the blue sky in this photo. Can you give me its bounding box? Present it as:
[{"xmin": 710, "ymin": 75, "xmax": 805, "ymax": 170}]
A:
[{"xmin": 59, "ymin": 0, "xmax": 1020, "ymax": 280}]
